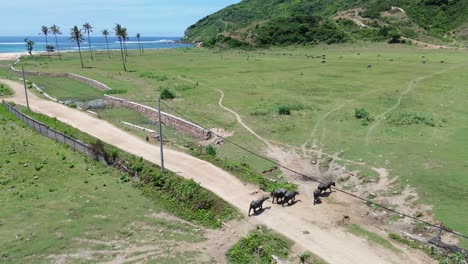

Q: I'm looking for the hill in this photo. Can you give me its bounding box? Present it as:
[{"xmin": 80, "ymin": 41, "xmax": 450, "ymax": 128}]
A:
[{"xmin": 184, "ymin": 0, "xmax": 468, "ymax": 46}]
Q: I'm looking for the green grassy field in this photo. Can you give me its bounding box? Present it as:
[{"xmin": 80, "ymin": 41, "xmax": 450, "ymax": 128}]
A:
[
  {"xmin": 12, "ymin": 44, "xmax": 468, "ymax": 247},
  {"xmin": 0, "ymin": 104, "xmax": 226, "ymax": 263}
]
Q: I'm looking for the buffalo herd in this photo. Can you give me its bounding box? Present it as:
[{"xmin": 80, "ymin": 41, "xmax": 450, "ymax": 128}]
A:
[{"xmin": 249, "ymin": 181, "xmax": 335, "ymax": 216}]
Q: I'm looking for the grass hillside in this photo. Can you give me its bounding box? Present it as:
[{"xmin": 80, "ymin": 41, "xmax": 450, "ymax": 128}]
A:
[{"xmin": 184, "ymin": 0, "xmax": 468, "ymax": 46}]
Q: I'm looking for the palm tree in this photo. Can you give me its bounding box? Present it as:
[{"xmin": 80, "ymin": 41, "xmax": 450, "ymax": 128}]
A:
[
  {"xmin": 122, "ymin": 27, "xmax": 129, "ymax": 57},
  {"xmin": 82, "ymin": 22, "xmax": 93, "ymax": 60},
  {"xmin": 136, "ymin": 33, "xmax": 142, "ymax": 55},
  {"xmin": 40, "ymin": 25, "xmax": 51, "ymax": 61},
  {"xmin": 102, "ymin": 29, "xmax": 111, "ymax": 59},
  {"xmin": 69, "ymin": 26, "xmax": 85, "ymax": 68},
  {"xmin": 24, "ymin": 38, "xmax": 35, "ymax": 56},
  {"xmin": 50, "ymin": 25, "xmax": 62, "ymax": 60},
  {"xmin": 114, "ymin": 24, "xmax": 127, "ymax": 71}
]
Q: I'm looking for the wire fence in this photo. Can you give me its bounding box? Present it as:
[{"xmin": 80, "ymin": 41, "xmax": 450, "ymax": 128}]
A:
[{"xmin": 2, "ymin": 100, "xmax": 102, "ymax": 161}]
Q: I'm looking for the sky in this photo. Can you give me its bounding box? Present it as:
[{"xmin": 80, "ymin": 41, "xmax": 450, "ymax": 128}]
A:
[{"xmin": 0, "ymin": 0, "xmax": 240, "ymax": 37}]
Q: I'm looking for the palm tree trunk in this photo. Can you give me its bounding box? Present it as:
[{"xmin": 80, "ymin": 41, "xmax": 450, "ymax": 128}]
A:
[
  {"xmin": 105, "ymin": 36, "xmax": 110, "ymax": 59},
  {"xmin": 87, "ymin": 32, "xmax": 93, "ymax": 60},
  {"xmin": 138, "ymin": 39, "xmax": 142, "ymax": 56},
  {"xmin": 124, "ymin": 39, "xmax": 128, "ymax": 58},
  {"xmin": 45, "ymin": 36, "xmax": 51, "ymax": 61},
  {"xmin": 119, "ymin": 40, "xmax": 127, "ymax": 71},
  {"xmin": 54, "ymin": 35, "xmax": 61, "ymax": 60},
  {"xmin": 77, "ymin": 42, "xmax": 84, "ymax": 68}
]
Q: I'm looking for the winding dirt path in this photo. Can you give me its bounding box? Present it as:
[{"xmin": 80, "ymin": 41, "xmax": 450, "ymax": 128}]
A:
[
  {"xmin": 365, "ymin": 66, "xmax": 460, "ymax": 145},
  {"xmin": 2, "ymin": 79, "xmax": 430, "ymax": 264},
  {"xmin": 217, "ymin": 89, "xmax": 271, "ymax": 147}
]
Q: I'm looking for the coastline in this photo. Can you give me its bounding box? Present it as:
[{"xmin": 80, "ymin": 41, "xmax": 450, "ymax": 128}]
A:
[{"xmin": 0, "ymin": 52, "xmax": 25, "ymax": 61}]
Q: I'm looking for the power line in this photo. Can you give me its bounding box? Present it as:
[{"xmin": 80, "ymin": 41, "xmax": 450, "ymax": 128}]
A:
[{"xmin": 160, "ymin": 100, "xmax": 468, "ymax": 241}]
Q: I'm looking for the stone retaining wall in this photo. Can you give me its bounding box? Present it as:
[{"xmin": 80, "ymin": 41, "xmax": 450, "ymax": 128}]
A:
[
  {"xmin": 103, "ymin": 95, "xmax": 211, "ymax": 140},
  {"xmin": 10, "ymin": 66, "xmax": 111, "ymax": 91}
]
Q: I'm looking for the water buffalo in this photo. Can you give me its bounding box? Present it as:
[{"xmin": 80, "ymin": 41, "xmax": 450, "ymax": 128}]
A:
[
  {"xmin": 313, "ymin": 189, "xmax": 321, "ymax": 205},
  {"xmin": 271, "ymin": 188, "xmax": 287, "ymax": 204},
  {"xmin": 318, "ymin": 181, "xmax": 335, "ymax": 194},
  {"xmin": 248, "ymin": 196, "xmax": 269, "ymax": 216},
  {"xmin": 282, "ymin": 191, "xmax": 299, "ymax": 206}
]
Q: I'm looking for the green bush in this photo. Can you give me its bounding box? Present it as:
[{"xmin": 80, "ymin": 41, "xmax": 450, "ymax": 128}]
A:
[
  {"xmin": 354, "ymin": 108, "xmax": 374, "ymax": 125},
  {"xmin": 106, "ymin": 89, "xmax": 127, "ymax": 95},
  {"xmin": 205, "ymin": 145, "xmax": 217, "ymax": 156},
  {"xmin": 0, "ymin": 84, "xmax": 13, "ymax": 96},
  {"xmin": 140, "ymin": 72, "xmax": 169, "ymax": 81},
  {"xmin": 160, "ymin": 88, "xmax": 175, "ymax": 100},
  {"xmin": 278, "ymin": 105, "xmax": 291, "ymax": 115},
  {"xmin": 385, "ymin": 112, "xmax": 436, "ymax": 127},
  {"xmin": 227, "ymin": 226, "xmax": 291, "ymax": 264}
]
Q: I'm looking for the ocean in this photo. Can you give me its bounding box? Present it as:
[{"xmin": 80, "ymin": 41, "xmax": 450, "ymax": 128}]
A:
[{"xmin": 0, "ymin": 36, "xmax": 193, "ymax": 53}]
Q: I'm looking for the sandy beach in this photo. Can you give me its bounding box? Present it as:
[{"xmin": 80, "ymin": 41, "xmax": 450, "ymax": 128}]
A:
[{"xmin": 0, "ymin": 52, "xmax": 25, "ymax": 61}]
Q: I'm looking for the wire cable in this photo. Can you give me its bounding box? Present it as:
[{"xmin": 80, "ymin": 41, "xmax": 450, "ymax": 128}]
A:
[{"xmin": 160, "ymin": 100, "xmax": 468, "ymax": 241}]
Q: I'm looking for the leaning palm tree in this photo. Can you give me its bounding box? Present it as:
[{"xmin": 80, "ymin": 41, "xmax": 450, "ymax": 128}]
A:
[
  {"xmin": 102, "ymin": 29, "xmax": 111, "ymax": 59},
  {"xmin": 136, "ymin": 33, "xmax": 142, "ymax": 55},
  {"xmin": 82, "ymin": 22, "xmax": 93, "ymax": 60},
  {"xmin": 50, "ymin": 25, "xmax": 62, "ymax": 60},
  {"xmin": 40, "ymin": 25, "xmax": 51, "ymax": 61},
  {"xmin": 114, "ymin": 24, "xmax": 127, "ymax": 71},
  {"xmin": 122, "ymin": 27, "xmax": 129, "ymax": 57},
  {"xmin": 69, "ymin": 26, "xmax": 85, "ymax": 68}
]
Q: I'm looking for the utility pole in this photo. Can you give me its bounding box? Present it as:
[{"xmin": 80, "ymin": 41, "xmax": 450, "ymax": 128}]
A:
[
  {"xmin": 21, "ymin": 66, "xmax": 30, "ymax": 112},
  {"xmin": 157, "ymin": 98, "xmax": 164, "ymax": 173}
]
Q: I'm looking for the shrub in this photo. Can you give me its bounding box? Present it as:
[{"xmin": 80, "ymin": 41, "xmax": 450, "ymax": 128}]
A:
[
  {"xmin": 106, "ymin": 89, "xmax": 127, "ymax": 95},
  {"xmin": 140, "ymin": 72, "xmax": 169, "ymax": 81},
  {"xmin": 385, "ymin": 112, "xmax": 436, "ymax": 127},
  {"xmin": 278, "ymin": 105, "xmax": 291, "ymax": 115},
  {"xmin": 205, "ymin": 145, "xmax": 216, "ymax": 156},
  {"xmin": 227, "ymin": 226, "xmax": 291, "ymax": 264},
  {"xmin": 160, "ymin": 88, "xmax": 175, "ymax": 100},
  {"xmin": 354, "ymin": 108, "xmax": 374, "ymax": 125}
]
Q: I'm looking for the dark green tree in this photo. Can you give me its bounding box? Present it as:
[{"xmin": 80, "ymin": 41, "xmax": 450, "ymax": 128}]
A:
[
  {"xmin": 82, "ymin": 22, "xmax": 94, "ymax": 60},
  {"xmin": 136, "ymin": 33, "xmax": 142, "ymax": 55},
  {"xmin": 69, "ymin": 25, "xmax": 85, "ymax": 68},
  {"xmin": 114, "ymin": 24, "xmax": 127, "ymax": 71},
  {"xmin": 24, "ymin": 38, "xmax": 35, "ymax": 56},
  {"xmin": 102, "ymin": 29, "xmax": 111, "ymax": 59},
  {"xmin": 50, "ymin": 25, "xmax": 62, "ymax": 60},
  {"xmin": 40, "ymin": 25, "xmax": 51, "ymax": 61}
]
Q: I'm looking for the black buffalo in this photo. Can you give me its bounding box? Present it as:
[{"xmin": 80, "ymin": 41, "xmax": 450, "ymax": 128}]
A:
[
  {"xmin": 282, "ymin": 191, "xmax": 299, "ymax": 206},
  {"xmin": 271, "ymin": 188, "xmax": 287, "ymax": 204},
  {"xmin": 248, "ymin": 196, "xmax": 269, "ymax": 216},
  {"xmin": 318, "ymin": 181, "xmax": 335, "ymax": 194},
  {"xmin": 313, "ymin": 189, "xmax": 321, "ymax": 205}
]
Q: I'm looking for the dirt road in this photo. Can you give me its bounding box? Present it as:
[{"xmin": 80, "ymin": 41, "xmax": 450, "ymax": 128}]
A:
[{"xmin": 2, "ymin": 78, "xmax": 430, "ymax": 264}]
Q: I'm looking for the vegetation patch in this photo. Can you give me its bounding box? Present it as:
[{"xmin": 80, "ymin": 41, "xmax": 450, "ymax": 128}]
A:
[
  {"xmin": 385, "ymin": 111, "xmax": 437, "ymax": 127},
  {"xmin": 14, "ymin": 106, "xmax": 238, "ymax": 228},
  {"xmin": 227, "ymin": 226, "xmax": 291, "ymax": 264},
  {"xmin": 160, "ymin": 88, "xmax": 176, "ymax": 100},
  {"xmin": 388, "ymin": 233, "xmax": 466, "ymax": 264},
  {"xmin": 345, "ymin": 224, "xmax": 401, "ymax": 253},
  {"xmin": 278, "ymin": 105, "xmax": 291, "ymax": 115},
  {"xmin": 354, "ymin": 108, "xmax": 374, "ymax": 125},
  {"xmin": 190, "ymin": 144, "xmax": 297, "ymax": 192},
  {"xmin": 106, "ymin": 89, "xmax": 127, "ymax": 95},
  {"xmin": 140, "ymin": 72, "xmax": 169, "ymax": 81},
  {"xmin": 0, "ymin": 83, "xmax": 12, "ymax": 96}
]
